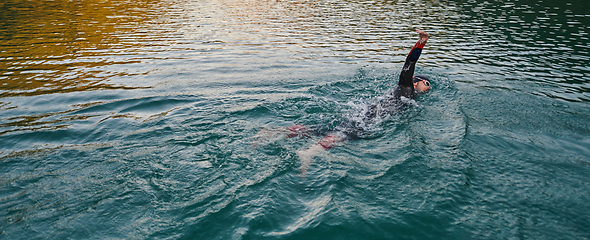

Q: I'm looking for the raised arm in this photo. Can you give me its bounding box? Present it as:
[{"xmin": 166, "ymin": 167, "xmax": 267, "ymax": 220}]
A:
[{"xmin": 398, "ymin": 29, "xmax": 429, "ymax": 87}]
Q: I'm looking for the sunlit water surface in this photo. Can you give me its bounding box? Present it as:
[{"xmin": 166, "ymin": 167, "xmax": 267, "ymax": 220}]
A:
[{"xmin": 1, "ymin": 0, "xmax": 589, "ymax": 239}]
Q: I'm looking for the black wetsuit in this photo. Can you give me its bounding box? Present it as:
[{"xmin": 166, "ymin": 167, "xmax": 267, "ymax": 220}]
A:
[
  {"xmin": 353, "ymin": 40, "xmax": 427, "ymax": 128},
  {"xmin": 293, "ymin": 40, "xmax": 427, "ymax": 144}
]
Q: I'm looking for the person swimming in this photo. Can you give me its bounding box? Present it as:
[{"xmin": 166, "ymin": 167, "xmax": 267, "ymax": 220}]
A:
[
  {"xmin": 362, "ymin": 29, "xmax": 431, "ymax": 120},
  {"xmin": 258, "ymin": 29, "xmax": 431, "ymax": 173}
]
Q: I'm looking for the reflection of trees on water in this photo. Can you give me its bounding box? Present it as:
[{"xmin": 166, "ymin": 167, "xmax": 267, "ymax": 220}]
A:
[
  {"xmin": 0, "ymin": 0, "xmax": 457, "ymax": 98},
  {"xmin": 0, "ymin": 0, "xmax": 587, "ymax": 101}
]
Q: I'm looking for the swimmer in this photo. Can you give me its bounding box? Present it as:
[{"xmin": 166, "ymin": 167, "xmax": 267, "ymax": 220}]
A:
[
  {"xmin": 297, "ymin": 29, "xmax": 431, "ymax": 173},
  {"xmin": 256, "ymin": 30, "xmax": 431, "ymax": 173}
]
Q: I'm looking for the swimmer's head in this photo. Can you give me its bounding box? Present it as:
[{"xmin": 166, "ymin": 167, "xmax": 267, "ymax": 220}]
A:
[{"xmin": 413, "ymin": 75, "xmax": 431, "ymax": 92}]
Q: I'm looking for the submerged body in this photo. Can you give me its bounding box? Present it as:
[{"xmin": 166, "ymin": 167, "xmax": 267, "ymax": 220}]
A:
[
  {"xmin": 292, "ymin": 30, "xmax": 431, "ymax": 173},
  {"xmin": 363, "ymin": 32, "xmax": 430, "ymax": 122}
]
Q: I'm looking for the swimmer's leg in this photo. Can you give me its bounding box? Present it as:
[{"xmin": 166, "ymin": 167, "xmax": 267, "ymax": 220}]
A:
[
  {"xmin": 297, "ymin": 132, "xmax": 345, "ymax": 174},
  {"xmin": 251, "ymin": 124, "xmax": 311, "ymax": 147},
  {"xmin": 286, "ymin": 124, "xmax": 311, "ymax": 138}
]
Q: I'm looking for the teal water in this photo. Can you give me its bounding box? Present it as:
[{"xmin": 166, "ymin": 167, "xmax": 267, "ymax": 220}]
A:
[{"xmin": 1, "ymin": 0, "xmax": 589, "ymax": 239}]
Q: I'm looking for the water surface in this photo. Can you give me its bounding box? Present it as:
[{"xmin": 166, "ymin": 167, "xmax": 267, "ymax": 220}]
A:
[{"xmin": 1, "ymin": 0, "xmax": 589, "ymax": 239}]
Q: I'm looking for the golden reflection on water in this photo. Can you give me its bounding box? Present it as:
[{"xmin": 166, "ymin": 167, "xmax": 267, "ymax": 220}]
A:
[
  {"xmin": 0, "ymin": 0, "xmax": 454, "ymax": 99},
  {"xmin": 1, "ymin": 0, "xmax": 587, "ymax": 101},
  {"xmin": 0, "ymin": 0, "xmax": 153, "ymax": 97}
]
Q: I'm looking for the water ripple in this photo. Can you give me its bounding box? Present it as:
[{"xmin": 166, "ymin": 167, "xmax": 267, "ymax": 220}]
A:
[{"xmin": 1, "ymin": 0, "xmax": 590, "ymax": 239}]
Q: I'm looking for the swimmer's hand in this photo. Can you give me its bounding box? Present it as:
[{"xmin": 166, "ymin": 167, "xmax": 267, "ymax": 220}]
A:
[{"xmin": 416, "ymin": 29, "xmax": 428, "ymax": 43}]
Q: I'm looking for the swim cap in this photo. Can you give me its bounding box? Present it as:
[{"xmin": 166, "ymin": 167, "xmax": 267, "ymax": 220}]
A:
[{"xmin": 413, "ymin": 75, "xmax": 429, "ymax": 83}]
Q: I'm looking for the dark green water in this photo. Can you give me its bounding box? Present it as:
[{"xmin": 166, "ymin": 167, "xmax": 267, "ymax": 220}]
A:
[{"xmin": 1, "ymin": 0, "xmax": 589, "ymax": 239}]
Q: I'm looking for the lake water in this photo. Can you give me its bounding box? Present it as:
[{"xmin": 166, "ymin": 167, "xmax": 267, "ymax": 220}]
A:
[{"xmin": 1, "ymin": 0, "xmax": 589, "ymax": 239}]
